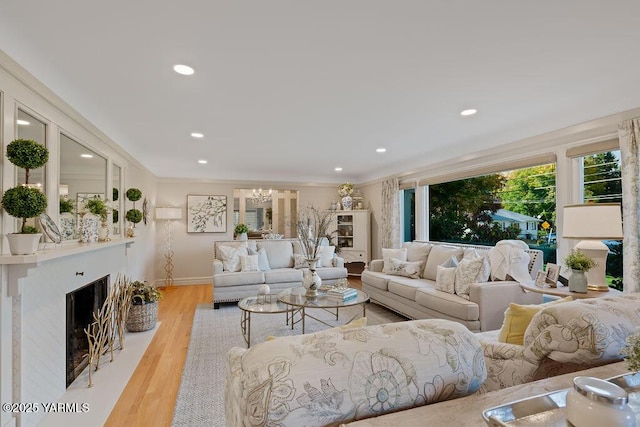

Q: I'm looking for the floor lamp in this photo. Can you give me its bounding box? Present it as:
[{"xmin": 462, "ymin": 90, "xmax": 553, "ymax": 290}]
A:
[
  {"xmin": 156, "ymin": 207, "xmax": 183, "ymax": 287},
  {"xmin": 562, "ymin": 203, "xmax": 623, "ymax": 291}
]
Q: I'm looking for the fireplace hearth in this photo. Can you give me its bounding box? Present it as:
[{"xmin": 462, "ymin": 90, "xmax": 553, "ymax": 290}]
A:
[{"xmin": 66, "ymin": 276, "xmax": 109, "ymax": 387}]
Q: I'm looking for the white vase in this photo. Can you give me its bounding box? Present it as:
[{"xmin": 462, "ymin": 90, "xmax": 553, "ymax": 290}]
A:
[
  {"xmin": 81, "ymin": 214, "xmax": 99, "ymax": 243},
  {"xmin": 98, "ymin": 222, "xmax": 110, "ymax": 242},
  {"xmin": 302, "ymin": 258, "xmax": 322, "ymax": 298},
  {"xmin": 341, "ymin": 195, "xmax": 353, "ymax": 211},
  {"xmin": 6, "ymin": 233, "xmax": 42, "ymax": 255},
  {"xmin": 236, "ymin": 232, "xmax": 248, "ymax": 241},
  {"xmin": 569, "ymin": 269, "xmax": 588, "ymax": 293}
]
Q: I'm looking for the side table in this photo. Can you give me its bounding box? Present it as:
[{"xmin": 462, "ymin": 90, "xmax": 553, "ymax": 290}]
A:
[{"xmin": 519, "ymin": 281, "xmax": 622, "ymax": 299}]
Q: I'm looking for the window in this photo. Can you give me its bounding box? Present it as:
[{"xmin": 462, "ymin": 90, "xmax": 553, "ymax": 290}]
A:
[{"xmin": 401, "ymin": 188, "xmax": 415, "ymax": 242}]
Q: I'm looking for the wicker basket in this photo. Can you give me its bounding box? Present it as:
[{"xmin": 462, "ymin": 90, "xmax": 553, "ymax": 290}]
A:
[{"xmin": 126, "ymin": 298, "xmax": 158, "ymax": 332}]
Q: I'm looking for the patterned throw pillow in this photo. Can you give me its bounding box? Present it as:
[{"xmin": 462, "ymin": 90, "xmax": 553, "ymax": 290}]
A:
[
  {"xmin": 240, "ymin": 254, "xmax": 259, "ymax": 272},
  {"xmin": 218, "ymin": 244, "xmax": 248, "ymax": 272},
  {"xmin": 435, "ymin": 265, "xmax": 456, "ymax": 294},
  {"xmin": 387, "ymin": 257, "xmax": 422, "ymax": 279},
  {"xmin": 382, "ymin": 248, "xmax": 408, "ymax": 273},
  {"xmin": 455, "ymin": 255, "xmax": 485, "ymax": 300}
]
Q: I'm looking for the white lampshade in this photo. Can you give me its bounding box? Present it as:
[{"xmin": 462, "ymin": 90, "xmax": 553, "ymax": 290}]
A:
[
  {"xmin": 562, "ymin": 203, "xmax": 623, "ymax": 239},
  {"xmin": 155, "ymin": 207, "xmax": 183, "ymax": 220}
]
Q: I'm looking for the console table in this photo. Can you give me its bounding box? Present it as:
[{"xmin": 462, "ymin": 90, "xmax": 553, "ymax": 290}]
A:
[{"xmin": 343, "ymin": 362, "xmax": 629, "ymax": 426}]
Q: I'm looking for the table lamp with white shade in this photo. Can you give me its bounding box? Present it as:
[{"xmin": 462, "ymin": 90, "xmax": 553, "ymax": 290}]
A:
[
  {"xmin": 562, "ymin": 203, "xmax": 623, "ymax": 291},
  {"xmin": 156, "ymin": 207, "xmax": 183, "ymax": 286}
]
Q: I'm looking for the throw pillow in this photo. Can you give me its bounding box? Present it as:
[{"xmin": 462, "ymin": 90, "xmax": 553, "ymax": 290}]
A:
[
  {"xmin": 402, "ymin": 242, "xmax": 432, "ymax": 263},
  {"xmin": 454, "ymin": 255, "xmax": 485, "ymax": 300},
  {"xmin": 240, "ymin": 254, "xmax": 259, "ymax": 272},
  {"xmin": 435, "ymin": 265, "xmax": 456, "ymax": 294},
  {"xmin": 498, "ymin": 296, "xmax": 574, "ymax": 345},
  {"xmin": 317, "ymin": 245, "xmax": 336, "ymax": 268},
  {"xmin": 387, "ymin": 257, "xmax": 422, "ymax": 279},
  {"xmin": 293, "ymin": 254, "xmax": 310, "ymax": 269},
  {"xmin": 382, "ymin": 248, "xmax": 408, "ymax": 273},
  {"xmin": 218, "ymin": 243, "xmax": 248, "ymax": 272},
  {"xmin": 423, "ymin": 245, "xmax": 463, "ymax": 281},
  {"xmin": 248, "ymin": 247, "xmax": 271, "ymax": 271}
]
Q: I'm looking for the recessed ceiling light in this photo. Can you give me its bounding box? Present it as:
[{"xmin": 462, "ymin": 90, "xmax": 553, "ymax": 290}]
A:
[
  {"xmin": 334, "ymin": 167, "xmax": 343, "ymax": 172},
  {"xmin": 191, "ymin": 132, "xmax": 204, "ymax": 138},
  {"xmin": 376, "ymin": 148, "xmax": 387, "ymax": 153},
  {"xmin": 173, "ymin": 64, "xmax": 195, "ymax": 75},
  {"xmin": 16, "ymin": 119, "xmax": 30, "ymax": 126},
  {"xmin": 198, "ymin": 159, "xmax": 208, "ymax": 164},
  {"xmin": 80, "ymin": 154, "xmax": 93, "ymax": 158},
  {"xmin": 460, "ymin": 109, "xmax": 478, "ymax": 116}
]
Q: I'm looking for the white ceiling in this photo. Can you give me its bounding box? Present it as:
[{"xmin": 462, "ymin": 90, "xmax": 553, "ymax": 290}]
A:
[{"xmin": 1, "ymin": 1, "xmax": 640, "ymax": 184}]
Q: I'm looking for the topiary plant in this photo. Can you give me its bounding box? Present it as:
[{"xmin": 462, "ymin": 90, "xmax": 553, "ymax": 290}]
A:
[
  {"xmin": 126, "ymin": 208, "xmax": 142, "ymax": 224},
  {"xmin": 234, "ymin": 223, "xmax": 249, "ymax": 235},
  {"xmin": 126, "ymin": 188, "xmax": 142, "ymax": 202},
  {"xmin": 1, "ymin": 139, "xmax": 49, "ymax": 233},
  {"xmin": 113, "ymin": 187, "xmax": 119, "ymax": 201},
  {"xmin": 60, "ymin": 197, "xmax": 74, "ymax": 214}
]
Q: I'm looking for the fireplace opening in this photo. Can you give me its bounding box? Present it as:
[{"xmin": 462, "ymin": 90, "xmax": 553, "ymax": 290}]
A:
[{"xmin": 66, "ymin": 275, "xmax": 109, "ymax": 387}]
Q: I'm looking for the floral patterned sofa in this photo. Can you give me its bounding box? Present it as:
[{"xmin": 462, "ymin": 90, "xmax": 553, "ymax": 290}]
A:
[
  {"xmin": 225, "ymin": 319, "xmax": 486, "ymax": 426},
  {"xmin": 477, "ymin": 293, "xmax": 640, "ymax": 392}
]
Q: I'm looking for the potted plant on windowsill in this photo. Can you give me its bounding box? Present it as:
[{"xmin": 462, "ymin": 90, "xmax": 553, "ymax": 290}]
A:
[
  {"xmin": 234, "ymin": 223, "xmax": 249, "ymax": 240},
  {"xmin": 564, "ymin": 249, "xmax": 597, "ymax": 293},
  {"xmin": 126, "ymin": 281, "xmax": 162, "ymax": 332},
  {"xmin": 1, "ymin": 139, "xmax": 49, "ymax": 255}
]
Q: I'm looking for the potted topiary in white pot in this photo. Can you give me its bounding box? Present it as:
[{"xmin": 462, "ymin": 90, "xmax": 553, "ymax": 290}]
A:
[
  {"xmin": 234, "ymin": 223, "xmax": 249, "ymax": 240},
  {"xmin": 1, "ymin": 139, "xmax": 49, "ymax": 255},
  {"xmin": 125, "ymin": 188, "xmax": 142, "ymax": 237}
]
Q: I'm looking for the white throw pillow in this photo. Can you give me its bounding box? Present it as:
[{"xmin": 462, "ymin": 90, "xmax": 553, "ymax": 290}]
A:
[
  {"xmin": 423, "ymin": 245, "xmax": 463, "ymax": 280},
  {"xmin": 218, "ymin": 243, "xmax": 248, "ymax": 272},
  {"xmin": 382, "ymin": 248, "xmax": 408, "ymax": 273},
  {"xmin": 402, "ymin": 242, "xmax": 432, "ymax": 263},
  {"xmin": 386, "ymin": 257, "xmax": 422, "ymax": 279},
  {"xmin": 248, "ymin": 247, "xmax": 271, "ymax": 271},
  {"xmin": 455, "ymin": 255, "xmax": 485, "ymax": 300},
  {"xmin": 293, "ymin": 254, "xmax": 310, "ymax": 269},
  {"xmin": 240, "ymin": 254, "xmax": 259, "ymax": 272},
  {"xmin": 436, "ymin": 265, "xmax": 456, "ymax": 294},
  {"xmin": 317, "ymin": 245, "xmax": 336, "ymax": 268}
]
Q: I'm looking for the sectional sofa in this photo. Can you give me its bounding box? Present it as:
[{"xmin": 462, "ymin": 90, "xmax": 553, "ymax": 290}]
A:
[
  {"xmin": 212, "ymin": 239, "xmax": 348, "ymax": 308},
  {"xmin": 361, "ymin": 240, "xmax": 544, "ymax": 331}
]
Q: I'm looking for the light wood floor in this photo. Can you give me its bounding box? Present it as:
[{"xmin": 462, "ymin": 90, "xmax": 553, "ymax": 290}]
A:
[{"xmin": 105, "ymin": 278, "xmax": 363, "ymax": 426}]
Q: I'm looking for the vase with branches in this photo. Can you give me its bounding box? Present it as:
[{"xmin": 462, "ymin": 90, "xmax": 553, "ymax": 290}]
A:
[{"xmin": 296, "ymin": 206, "xmax": 335, "ymax": 297}]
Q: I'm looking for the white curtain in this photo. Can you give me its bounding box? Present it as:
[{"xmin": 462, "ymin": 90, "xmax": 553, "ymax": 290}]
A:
[
  {"xmin": 381, "ymin": 178, "xmax": 400, "ymax": 249},
  {"xmin": 618, "ymin": 118, "xmax": 640, "ymax": 293}
]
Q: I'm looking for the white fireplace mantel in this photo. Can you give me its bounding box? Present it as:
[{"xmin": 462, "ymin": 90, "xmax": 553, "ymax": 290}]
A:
[{"xmin": 1, "ymin": 238, "xmax": 136, "ymax": 296}]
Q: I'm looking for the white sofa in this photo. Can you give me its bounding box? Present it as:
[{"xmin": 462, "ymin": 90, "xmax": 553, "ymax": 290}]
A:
[
  {"xmin": 213, "ymin": 239, "xmax": 348, "ymax": 308},
  {"xmin": 225, "ymin": 318, "xmax": 486, "ymax": 426},
  {"xmin": 361, "ymin": 241, "xmax": 543, "ymax": 331},
  {"xmin": 477, "ymin": 292, "xmax": 640, "ymax": 392}
]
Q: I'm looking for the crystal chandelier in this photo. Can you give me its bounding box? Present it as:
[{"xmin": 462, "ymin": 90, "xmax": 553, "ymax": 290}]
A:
[{"xmin": 250, "ymin": 188, "xmax": 272, "ymax": 203}]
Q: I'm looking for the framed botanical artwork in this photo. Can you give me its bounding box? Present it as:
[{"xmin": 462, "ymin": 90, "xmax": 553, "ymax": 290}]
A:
[
  {"xmin": 534, "ymin": 270, "xmax": 547, "ymax": 287},
  {"xmin": 187, "ymin": 195, "xmax": 227, "ymax": 233},
  {"xmin": 545, "ymin": 263, "xmax": 560, "ymax": 287}
]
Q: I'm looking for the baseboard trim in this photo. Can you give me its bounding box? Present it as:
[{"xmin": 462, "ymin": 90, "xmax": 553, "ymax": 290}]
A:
[{"xmin": 151, "ymin": 276, "xmax": 212, "ymax": 287}]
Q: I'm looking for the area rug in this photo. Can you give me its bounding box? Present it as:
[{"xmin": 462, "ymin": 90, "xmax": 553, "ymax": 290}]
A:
[{"xmin": 171, "ymin": 301, "xmax": 406, "ymax": 426}]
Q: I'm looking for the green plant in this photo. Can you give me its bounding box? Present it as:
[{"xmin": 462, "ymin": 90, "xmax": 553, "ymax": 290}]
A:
[
  {"xmin": 564, "ymin": 249, "xmax": 597, "ymax": 271},
  {"xmin": 113, "ymin": 209, "xmax": 119, "ymax": 224},
  {"xmin": 126, "ymin": 208, "xmax": 142, "ymax": 224},
  {"xmin": 129, "ymin": 281, "xmax": 162, "ymax": 305},
  {"xmin": 338, "ymin": 182, "xmax": 354, "ymax": 196},
  {"xmin": 1, "ymin": 139, "xmax": 49, "ymax": 233},
  {"xmin": 85, "ymin": 198, "xmax": 111, "ymax": 222},
  {"xmin": 60, "ymin": 197, "xmax": 74, "ymax": 214},
  {"xmin": 234, "ymin": 223, "xmax": 249, "ymax": 235},
  {"xmin": 113, "ymin": 187, "xmax": 119, "ymax": 201},
  {"xmin": 126, "ymin": 188, "xmax": 142, "ymax": 202}
]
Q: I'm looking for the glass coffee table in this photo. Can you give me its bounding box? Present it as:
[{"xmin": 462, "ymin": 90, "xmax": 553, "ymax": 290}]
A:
[
  {"xmin": 277, "ymin": 287, "xmax": 369, "ymax": 334},
  {"xmin": 238, "ymin": 296, "xmax": 296, "ymax": 348}
]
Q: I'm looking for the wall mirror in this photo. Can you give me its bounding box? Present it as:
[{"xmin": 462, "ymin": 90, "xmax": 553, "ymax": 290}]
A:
[
  {"xmin": 16, "ymin": 109, "xmax": 47, "ymax": 189},
  {"xmin": 233, "ymin": 189, "xmax": 299, "ymax": 238},
  {"xmin": 112, "ymin": 164, "xmax": 122, "ymax": 235},
  {"xmin": 59, "ymin": 133, "xmax": 107, "ymax": 240}
]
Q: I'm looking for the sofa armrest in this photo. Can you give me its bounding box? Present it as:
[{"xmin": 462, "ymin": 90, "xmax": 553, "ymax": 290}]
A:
[
  {"xmin": 213, "ymin": 259, "xmax": 224, "ymax": 275},
  {"xmin": 368, "ymin": 259, "xmax": 384, "ymax": 272},
  {"xmin": 469, "ymin": 281, "xmax": 542, "ymax": 332},
  {"xmin": 332, "ymin": 256, "xmax": 345, "ymax": 268}
]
